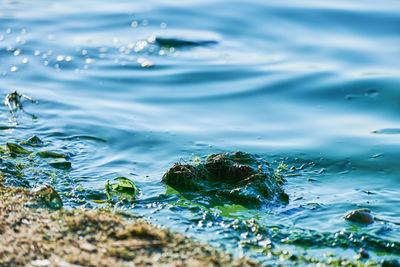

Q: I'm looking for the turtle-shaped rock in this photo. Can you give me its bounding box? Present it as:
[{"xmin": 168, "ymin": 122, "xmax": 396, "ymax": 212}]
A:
[{"xmin": 162, "ymin": 151, "xmax": 288, "ymax": 206}]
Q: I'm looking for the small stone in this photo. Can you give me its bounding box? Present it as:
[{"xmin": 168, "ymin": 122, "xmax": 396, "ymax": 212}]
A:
[
  {"xmin": 49, "ymin": 161, "xmax": 71, "ymax": 170},
  {"xmin": 79, "ymin": 242, "xmax": 97, "ymax": 252},
  {"xmin": 344, "ymin": 209, "xmax": 374, "ymax": 225},
  {"xmin": 29, "ymin": 259, "xmax": 52, "ymax": 267},
  {"xmin": 6, "ymin": 142, "xmax": 30, "ymax": 155},
  {"xmin": 20, "ymin": 135, "xmax": 43, "ymax": 147},
  {"xmin": 359, "ymin": 248, "xmax": 369, "ymax": 259},
  {"xmin": 33, "ymin": 184, "xmax": 63, "ymax": 210}
]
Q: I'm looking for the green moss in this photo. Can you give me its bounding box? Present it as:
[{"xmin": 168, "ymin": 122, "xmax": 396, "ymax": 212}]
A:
[
  {"xmin": 37, "ymin": 151, "xmax": 68, "ymax": 159},
  {"xmin": 162, "ymin": 151, "xmax": 288, "ymax": 207},
  {"xmin": 20, "ymin": 135, "xmax": 43, "ymax": 147},
  {"xmin": 49, "ymin": 160, "xmax": 71, "ymax": 170},
  {"xmin": 6, "ymin": 142, "xmax": 30, "ymax": 155}
]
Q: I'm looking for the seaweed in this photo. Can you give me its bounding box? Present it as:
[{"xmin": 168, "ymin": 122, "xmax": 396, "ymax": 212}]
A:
[
  {"xmin": 105, "ymin": 177, "xmax": 138, "ymax": 202},
  {"xmin": 162, "ymin": 151, "xmax": 288, "ymax": 207}
]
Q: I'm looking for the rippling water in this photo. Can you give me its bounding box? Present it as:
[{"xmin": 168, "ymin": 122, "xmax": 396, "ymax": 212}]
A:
[{"xmin": 1, "ymin": 0, "xmax": 399, "ymax": 264}]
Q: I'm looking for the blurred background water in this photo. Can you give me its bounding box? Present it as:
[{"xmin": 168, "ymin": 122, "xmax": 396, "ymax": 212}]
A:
[{"xmin": 1, "ymin": 0, "xmax": 399, "ymax": 264}]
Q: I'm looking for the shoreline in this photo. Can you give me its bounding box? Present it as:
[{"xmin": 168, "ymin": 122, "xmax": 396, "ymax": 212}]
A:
[{"xmin": 0, "ymin": 183, "xmax": 259, "ymax": 267}]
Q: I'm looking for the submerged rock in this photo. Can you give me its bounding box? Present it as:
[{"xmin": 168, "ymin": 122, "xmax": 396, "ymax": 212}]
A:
[
  {"xmin": 6, "ymin": 142, "xmax": 30, "ymax": 155},
  {"xmin": 344, "ymin": 209, "xmax": 374, "ymax": 225},
  {"xmin": 20, "ymin": 135, "xmax": 43, "ymax": 147},
  {"xmin": 162, "ymin": 151, "xmax": 288, "ymax": 206},
  {"xmin": 32, "ymin": 183, "xmax": 63, "ymax": 209}
]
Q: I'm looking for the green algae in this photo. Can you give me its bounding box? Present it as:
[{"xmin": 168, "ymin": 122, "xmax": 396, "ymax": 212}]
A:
[
  {"xmin": 234, "ymin": 217, "xmax": 400, "ymax": 257},
  {"xmin": 49, "ymin": 160, "xmax": 72, "ymax": 170},
  {"xmin": 20, "ymin": 135, "xmax": 43, "ymax": 147},
  {"xmin": 6, "ymin": 142, "xmax": 30, "ymax": 155},
  {"xmin": 162, "ymin": 151, "xmax": 288, "ymax": 207},
  {"xmin": 32, "ymin": 183, "xmax": 63, "ymax": 209},
  {"xmin": 105, "ymin": 177, "xmax": 138, "ymax": 202},
  {"xmin": 37, "ymin": 151, "xmax": 68, "ymax": 159}
]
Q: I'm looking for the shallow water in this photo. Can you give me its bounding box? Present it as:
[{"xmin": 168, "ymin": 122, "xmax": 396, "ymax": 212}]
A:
[{"xmin": 1, "ymin": 0, "xmax": 399, "ymax": 264}]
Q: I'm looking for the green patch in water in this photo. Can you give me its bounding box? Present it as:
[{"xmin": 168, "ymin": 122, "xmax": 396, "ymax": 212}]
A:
[
  {"xmin": 105, "ymin": 177, "xmax": 138, "ymax": 202},
  {"xmin": 20, "ymin": 135, "xmax": 43, "ymax": 147},
  {"xmin": 49, "ymin": 160, "xmax": 72, "ymax": 170},
  {"xmin": 36, "ymin": 151, "xmax": 68, "ymax": 159},
  {"xmin": 32, "ymin": 183, "xmax": 63, "ymax": 210},
  {"xmin": 6, "ymin": 142, "xmax": 30, "ymax": 155},
  {"xmin": 162, "ymin": 151, "xmax": 288, "ymax": 207}
]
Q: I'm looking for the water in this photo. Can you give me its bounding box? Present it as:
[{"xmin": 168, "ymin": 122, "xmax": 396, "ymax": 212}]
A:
[{"xmin": 1, "ymin": 0, "xmax": 399, "ymax": 264}]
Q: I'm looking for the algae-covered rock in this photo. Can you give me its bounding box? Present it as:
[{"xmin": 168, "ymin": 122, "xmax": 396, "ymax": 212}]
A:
[
  {"xmin": 37, "ymin": 151, "xmax": 67, "ymax": 159},
  {"xmin": 49, "ymin": 160, "xmax": 71, "ymax": 170},
  {"xmin": 20, "ymin": 135, "xmax": 43, "ymax": 147},
  {"xmin": 32, "ymin": 183, "xmax": 63, "ymax": 209},
  {"xmin": 162, "ymin": 151, "xmax": 288, "ymax": 206},
  {"xmin": 6, "ymin": 142, "xmax": 30, "ymax": 155}
]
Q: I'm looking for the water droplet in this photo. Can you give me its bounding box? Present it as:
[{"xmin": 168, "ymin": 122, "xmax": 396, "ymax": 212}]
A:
[
  {"xmin": 56, "ymin": 55, "xmax": 65, "ymax": 61},
  {"xmin": 22, "ymin": 58, "xmax": 29, "ymax": 64},
  {"xmin": 142, "ymin": 19, "xmax": 149, "ymax": 26},
  {"xmin": 6, "ymin": 28, "xmax": 11, "ymax": 34},
  {"xmin": 148, "ymin": 35, "xmax": 156, "ymax": 43},
  {"xmin": 0, "ymin": 35, "xmax": 4, "ymax": 41},
  {"xmin": 85, "ymin": 58, "xmax": 94, "ymax": 64},
  {"xmin": 10, "ymin": 66, "xmax": 18, "ymax": 72},
  {"xmin": 160, "ymin": 22, "xmax": 167, "ymax": 29},
  {"xmin": 81, "ymin": 50, "xmax": 88, "ymax": 55},
  {"xmin": 134, "ymin": 40, "xmax": 148, "ymax": 52},
  {"xmin": 131, "ymin": 21, "xmax": 138, "ymax": 28},
  {"xmin": 13, "ymin": 49, "xmax": 21, "ymax": 56},
  {"xmin": 65, "ymin": 56, "xmax": 72, "ymax": 62},
  {"xmin": 43, "ymin": 60, "xmax": 48, "ymax": 66},
  {"xmin": 34, "ymin": 50, "xmax": 40, "ymax": 56},
  {"xmin": 141, "ymin": 61, "xmax": 153, "ymax": 68}
]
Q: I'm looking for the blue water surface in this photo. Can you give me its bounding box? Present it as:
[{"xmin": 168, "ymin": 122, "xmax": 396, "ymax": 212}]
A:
[{"xmin": 1, "ymin": 0, "xmax": 399, "ymax": 264}]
